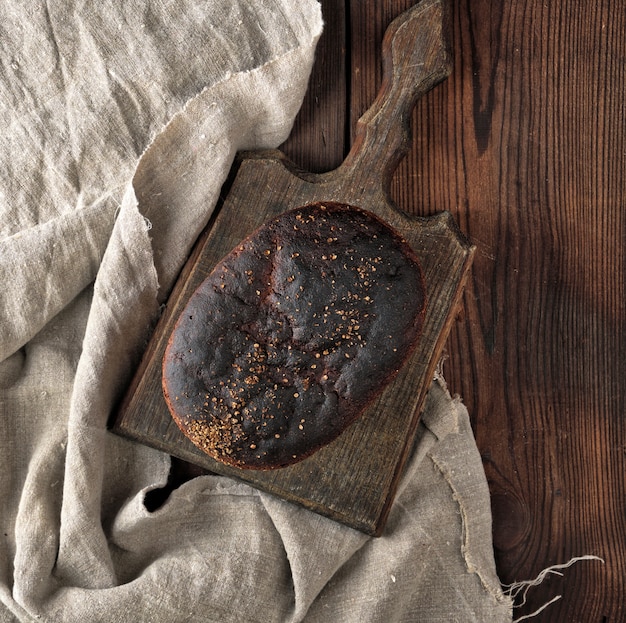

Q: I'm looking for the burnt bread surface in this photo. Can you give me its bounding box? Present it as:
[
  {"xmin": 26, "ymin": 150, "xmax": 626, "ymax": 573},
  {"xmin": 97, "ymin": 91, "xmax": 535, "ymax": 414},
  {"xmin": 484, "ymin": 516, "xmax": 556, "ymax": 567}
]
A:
[{"xmin": 162, "ymin": 202, "xmax": 426, "ymax": 469}]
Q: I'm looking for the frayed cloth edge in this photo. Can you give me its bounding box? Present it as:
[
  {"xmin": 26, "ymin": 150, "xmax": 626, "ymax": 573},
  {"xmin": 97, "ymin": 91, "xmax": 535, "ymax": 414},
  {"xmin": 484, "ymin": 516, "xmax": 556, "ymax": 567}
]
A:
[{"xmin": 503, "ymin": 555, "xmax": 605, "ymax": 622}]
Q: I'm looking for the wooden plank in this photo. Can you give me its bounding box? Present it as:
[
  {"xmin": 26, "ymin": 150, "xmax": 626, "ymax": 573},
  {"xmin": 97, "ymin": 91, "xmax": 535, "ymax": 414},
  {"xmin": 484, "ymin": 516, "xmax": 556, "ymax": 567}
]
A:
[
  {"xmin": 113, "ymin": 0, "xmax": 474, "ymax": 536},
  {"xmin": 281, "ymin": 0, "xmax": 347, "ymax": 173},
  {"xmin": 401, "ymin": 0, "xmax": 626, "ymax": 619}
]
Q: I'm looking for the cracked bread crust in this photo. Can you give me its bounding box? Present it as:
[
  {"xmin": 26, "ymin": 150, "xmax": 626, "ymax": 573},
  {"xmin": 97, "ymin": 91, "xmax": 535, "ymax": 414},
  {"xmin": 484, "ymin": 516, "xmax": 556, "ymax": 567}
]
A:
[{"xmin": 162, "ymin": 202, "xmax": 426, "ymax": 469}]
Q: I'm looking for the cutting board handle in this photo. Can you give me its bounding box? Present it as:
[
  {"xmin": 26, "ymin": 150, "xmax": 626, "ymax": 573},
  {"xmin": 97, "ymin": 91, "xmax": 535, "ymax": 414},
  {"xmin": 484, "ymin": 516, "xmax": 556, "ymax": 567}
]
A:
[{"xmin": 340, "ymin": 0, "xmax": 451, "ymax": 195}]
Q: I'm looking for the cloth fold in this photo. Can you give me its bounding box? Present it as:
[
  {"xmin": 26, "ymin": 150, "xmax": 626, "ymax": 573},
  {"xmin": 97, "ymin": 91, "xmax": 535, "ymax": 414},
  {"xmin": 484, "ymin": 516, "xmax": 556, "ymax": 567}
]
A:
[{"xmin": 0, "ymin": 1, "xmax": 511, "ymax": 621}]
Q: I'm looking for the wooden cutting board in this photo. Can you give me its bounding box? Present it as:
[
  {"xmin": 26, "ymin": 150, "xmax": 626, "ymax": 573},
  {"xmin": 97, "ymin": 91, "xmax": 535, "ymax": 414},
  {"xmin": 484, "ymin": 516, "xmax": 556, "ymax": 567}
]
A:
[{"xmin": 113, "ymin": 0, "xmax": 474, "ymax": 536}]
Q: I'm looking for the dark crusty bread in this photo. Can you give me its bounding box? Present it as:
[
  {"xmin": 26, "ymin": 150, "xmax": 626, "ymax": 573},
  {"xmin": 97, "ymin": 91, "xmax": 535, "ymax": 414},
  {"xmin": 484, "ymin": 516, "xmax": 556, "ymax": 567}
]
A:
[{"xmin": 162, "ymin": 202, "xmax": 426, "ymax": 469}]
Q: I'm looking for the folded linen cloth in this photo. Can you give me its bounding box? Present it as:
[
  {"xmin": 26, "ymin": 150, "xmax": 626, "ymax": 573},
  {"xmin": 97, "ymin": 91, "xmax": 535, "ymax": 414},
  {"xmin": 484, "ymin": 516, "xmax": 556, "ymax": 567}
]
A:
[{"xmin": 0, "ymin": 1, "xmax": 512, "ymax": 621}]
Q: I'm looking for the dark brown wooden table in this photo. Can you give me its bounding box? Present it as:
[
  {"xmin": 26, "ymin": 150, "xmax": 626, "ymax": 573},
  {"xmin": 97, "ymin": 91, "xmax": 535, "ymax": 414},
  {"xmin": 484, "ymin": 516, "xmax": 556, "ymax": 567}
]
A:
[
  {"xmin": 153, "ymin": 0, "xmax": 624, "ymax": 620},
  {"xmin": 279, "ymin": 0, "xmax": 625, "ymax": 620}
]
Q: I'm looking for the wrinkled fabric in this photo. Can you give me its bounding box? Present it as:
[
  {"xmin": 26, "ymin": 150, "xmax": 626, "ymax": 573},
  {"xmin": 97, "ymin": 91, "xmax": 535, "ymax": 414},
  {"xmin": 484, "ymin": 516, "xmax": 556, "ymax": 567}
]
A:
[{"xmin": 0, "ymin": 2, "xmax": 512, "ymax": 621}]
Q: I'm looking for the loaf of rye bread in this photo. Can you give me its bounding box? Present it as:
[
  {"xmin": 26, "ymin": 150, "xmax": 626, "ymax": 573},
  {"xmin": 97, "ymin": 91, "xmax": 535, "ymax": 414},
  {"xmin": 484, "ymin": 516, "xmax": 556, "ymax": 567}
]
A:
[{"xmin": 162, "ymin": 202, "xmax": 426, "ymax": 469}]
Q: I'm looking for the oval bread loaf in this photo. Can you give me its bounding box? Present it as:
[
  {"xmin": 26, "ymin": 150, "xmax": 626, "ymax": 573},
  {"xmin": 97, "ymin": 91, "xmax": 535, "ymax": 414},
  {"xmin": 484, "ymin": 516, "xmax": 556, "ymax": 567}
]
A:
[{"xmin": 162, "ymin": 202, "xmax": 426, "ymax": 469}]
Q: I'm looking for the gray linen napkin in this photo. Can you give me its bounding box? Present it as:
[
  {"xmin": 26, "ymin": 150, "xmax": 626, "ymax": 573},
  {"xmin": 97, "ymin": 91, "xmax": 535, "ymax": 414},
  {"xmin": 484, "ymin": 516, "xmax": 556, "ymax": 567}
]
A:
[{"xmin": 0, "ymin": 1, "xmax": 512, "ymax": 621}]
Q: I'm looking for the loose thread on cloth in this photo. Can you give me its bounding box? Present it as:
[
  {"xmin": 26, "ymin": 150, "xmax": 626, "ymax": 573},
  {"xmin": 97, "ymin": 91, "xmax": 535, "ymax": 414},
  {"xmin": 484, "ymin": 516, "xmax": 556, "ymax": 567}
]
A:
[{"xmin": 503, "ymin": 555, "xmax": 604, "ymax": 622}]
